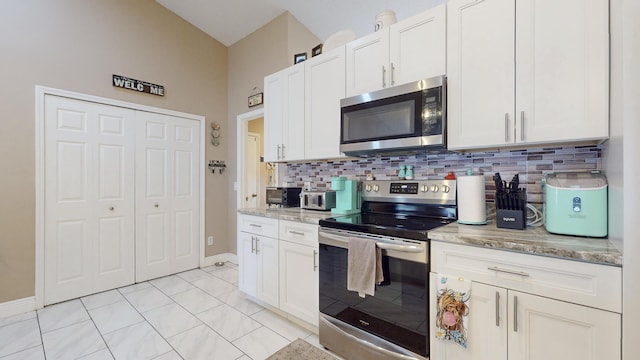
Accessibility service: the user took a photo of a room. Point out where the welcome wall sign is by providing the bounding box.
[112,74,165,96]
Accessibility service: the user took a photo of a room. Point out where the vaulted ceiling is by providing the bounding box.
[156,0,445,47]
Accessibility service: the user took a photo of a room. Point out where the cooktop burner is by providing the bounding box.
[319,180,458,241]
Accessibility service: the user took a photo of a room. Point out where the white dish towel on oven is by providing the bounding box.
[347,236,383,298]
[435,274,471,349]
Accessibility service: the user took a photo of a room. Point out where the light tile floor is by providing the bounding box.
[0,262,332,360]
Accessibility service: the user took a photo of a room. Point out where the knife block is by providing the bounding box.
[495,191,527,230]
[496,208,526,230]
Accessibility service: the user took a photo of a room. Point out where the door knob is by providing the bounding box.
[251,194,257,198]
[154,204,159,208]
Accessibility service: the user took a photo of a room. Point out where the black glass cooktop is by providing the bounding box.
[319,201,457,241]
[319,213,453,241]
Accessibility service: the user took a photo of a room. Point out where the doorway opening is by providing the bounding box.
[236,109,279,210]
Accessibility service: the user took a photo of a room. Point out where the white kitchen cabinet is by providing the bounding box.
[279,240,319,326]
[430,241,622,360]
[447,0,609,150]
[430,275,507,360]
[305,45,346,160]
[256,236,279,307]
[237,214,279,308]
[237,231,258,297]
[508,290,620,360]
[345,5,446,97]
[264,63,305,162]
[278,220,319,326]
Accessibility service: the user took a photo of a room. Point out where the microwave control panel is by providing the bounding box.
[422,87,442,136]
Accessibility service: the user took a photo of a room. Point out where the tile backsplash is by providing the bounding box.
[284,145,603,205]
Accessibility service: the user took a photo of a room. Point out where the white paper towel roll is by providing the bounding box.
[457,175,487,224]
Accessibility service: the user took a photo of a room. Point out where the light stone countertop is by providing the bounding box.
[428,220,622,266]
[237,207,335,225]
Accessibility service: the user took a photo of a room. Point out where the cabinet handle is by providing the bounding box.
[382,66,387,88]
[249,223,262,228]
[495,291,500,327]
[251,236,255,253]
[281,144,286,159]
[255,237,260,254]
[487,266,530,277]
[513,295,518,332]
[313,249,318,271]
[520,111,525,141]
[390,62,396,86]
[504,113,509,142]
[109,206,115,211]
[289,230,305,236]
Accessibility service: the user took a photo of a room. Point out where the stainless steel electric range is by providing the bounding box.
[318,179,457,360]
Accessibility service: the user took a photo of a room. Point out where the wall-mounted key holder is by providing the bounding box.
[208,160,226,174]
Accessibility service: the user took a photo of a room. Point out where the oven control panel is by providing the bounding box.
[363,180,457,205]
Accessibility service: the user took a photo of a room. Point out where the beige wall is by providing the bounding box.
[227,13,320,254]
[0,0,228,303]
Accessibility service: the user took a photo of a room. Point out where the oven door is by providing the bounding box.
[318,227,429,360]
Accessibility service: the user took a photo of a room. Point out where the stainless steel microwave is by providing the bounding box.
[340,76,446,156]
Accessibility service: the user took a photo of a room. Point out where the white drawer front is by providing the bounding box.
[238,214,278,238]
[279,220,318,247]
[431,241,621,313]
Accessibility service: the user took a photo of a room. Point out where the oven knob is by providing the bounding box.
[365,184,372,192]
[421,185,429,192]
[373,184,380,192]
[442,185,450,193]
[431,184,439,193]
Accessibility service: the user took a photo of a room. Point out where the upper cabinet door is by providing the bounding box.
[345,28,390,97]
[446,0,516,150]
[282,63,305,161]
[264,71,284,162]
[389,4,446,87]
[515,0,609,144]
[305,46,346,160]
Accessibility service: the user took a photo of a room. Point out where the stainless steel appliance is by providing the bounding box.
[300,190,336,211]
[318,180,457,360]
[340,76,446,156]
[265,187,302,207]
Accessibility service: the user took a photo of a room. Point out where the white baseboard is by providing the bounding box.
[0,296,37,318]
[201,252,238,268]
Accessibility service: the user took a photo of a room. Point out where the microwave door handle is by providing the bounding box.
[318,195,323,207]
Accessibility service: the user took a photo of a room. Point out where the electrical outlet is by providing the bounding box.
[207,236,214,246]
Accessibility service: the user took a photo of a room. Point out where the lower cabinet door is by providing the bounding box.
[430,274,508,360]
[237,231,257,297]
[279,240,319,326]
[508,290,621,360]
[256,236,279,308]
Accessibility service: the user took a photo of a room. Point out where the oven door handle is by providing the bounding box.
[319,230,424,254]
[375,242,424,253]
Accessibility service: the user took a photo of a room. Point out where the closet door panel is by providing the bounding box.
[136,115,172,282]
[136,112,200,280]
[171,119,200,273]
[44,95,135,305]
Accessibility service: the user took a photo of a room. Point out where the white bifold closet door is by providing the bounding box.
[44,95,201,305]
[44,96,136,305]
[135,111,200,282]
